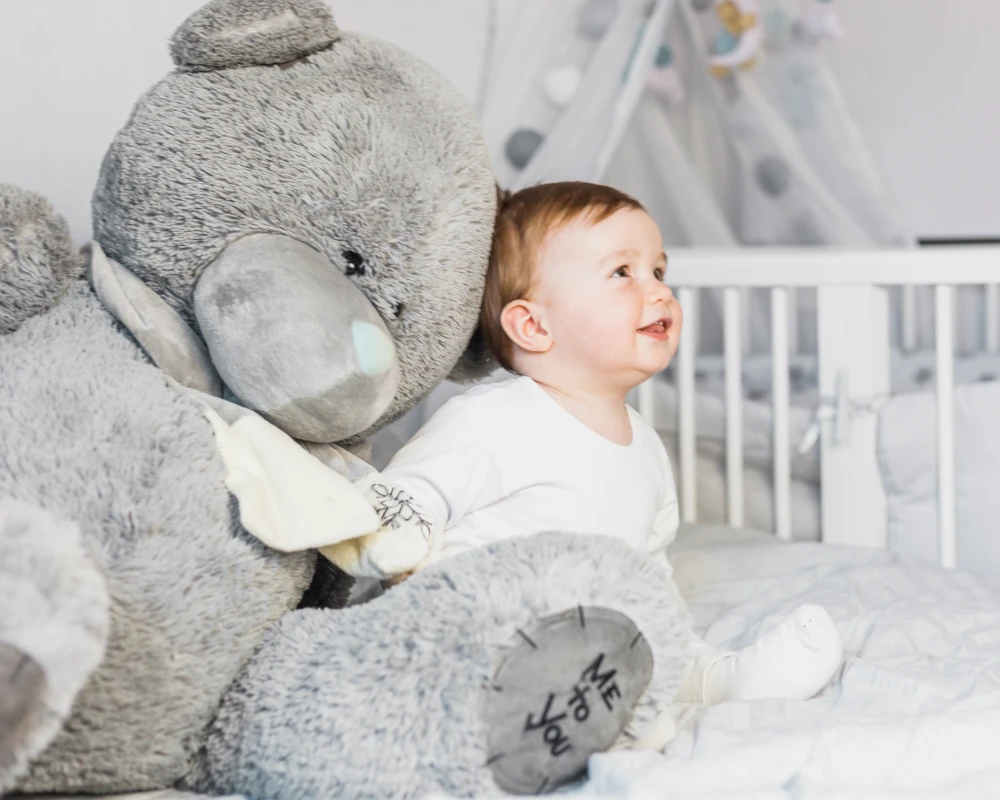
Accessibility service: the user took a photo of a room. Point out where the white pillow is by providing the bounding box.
[878,380,1000,573]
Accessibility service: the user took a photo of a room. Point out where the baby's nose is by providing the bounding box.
[651,279,674,302]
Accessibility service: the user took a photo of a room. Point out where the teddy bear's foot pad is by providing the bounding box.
[0,643,46,765]
[483,606,654,795]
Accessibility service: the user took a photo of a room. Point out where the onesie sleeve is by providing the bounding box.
[647,436,680,576]
[379,395,505,548]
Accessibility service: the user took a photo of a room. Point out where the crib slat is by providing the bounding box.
[986,283,1000,353]
[677,287,697,522]
[637,378,655,428]
[741,287,752,355]
[786,287,799,356]
[901,285,919,352]
[771,288,792,541]
[724,287,744,527]
[935,284,957,569]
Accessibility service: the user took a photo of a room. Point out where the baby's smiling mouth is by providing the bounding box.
[638,317,672,339]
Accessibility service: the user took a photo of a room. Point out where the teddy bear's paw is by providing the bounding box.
[0,183,83,336]
[483,607,654,795]
[0,643,46,788]
[171,0,341,72]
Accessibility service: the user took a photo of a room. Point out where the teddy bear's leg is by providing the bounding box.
[0,498,110,794]
[187,533,690,800]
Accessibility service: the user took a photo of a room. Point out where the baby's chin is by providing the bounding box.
[616,356,673,386]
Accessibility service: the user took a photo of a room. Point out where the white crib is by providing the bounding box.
[642,246,1000,568]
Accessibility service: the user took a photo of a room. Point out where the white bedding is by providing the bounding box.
[558,525,1000,799]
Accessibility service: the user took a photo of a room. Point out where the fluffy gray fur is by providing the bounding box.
[0,283,315,794]
[170,0,341,72]
[0,183,83,335]
[0,499,109,794]
[94,17,497,444]
[186,532,689,800]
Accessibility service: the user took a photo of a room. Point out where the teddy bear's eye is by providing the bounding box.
[343,250,365,276]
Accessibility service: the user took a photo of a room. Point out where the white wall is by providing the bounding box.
[0,0,486,244]
[1,0,997,243]
[826,0,1000,240]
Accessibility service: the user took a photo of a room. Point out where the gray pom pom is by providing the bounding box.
[505,129,545,169]
[0,184,83,335]
[170,0,340,72]
[578,0,619,41]
[755,156,791,197]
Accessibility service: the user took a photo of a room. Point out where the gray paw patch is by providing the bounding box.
[483,606,653,795]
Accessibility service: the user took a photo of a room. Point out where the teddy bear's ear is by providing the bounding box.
[86,242,224,397]
[169,0,340,72]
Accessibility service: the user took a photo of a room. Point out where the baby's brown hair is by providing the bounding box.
[482,181,645,372]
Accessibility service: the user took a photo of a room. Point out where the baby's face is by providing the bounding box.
[533,208,682,387]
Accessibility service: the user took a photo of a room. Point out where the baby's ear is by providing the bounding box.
[447,326,498,384]
[170,0,340,72]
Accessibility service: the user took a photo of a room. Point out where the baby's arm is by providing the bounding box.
[327,399,502,579]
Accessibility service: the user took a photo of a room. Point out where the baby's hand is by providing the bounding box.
[319,474,432,579]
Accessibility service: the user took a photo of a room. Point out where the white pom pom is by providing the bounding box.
[543,65,582,107]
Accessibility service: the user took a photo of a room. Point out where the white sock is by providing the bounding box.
[701,604,843,703]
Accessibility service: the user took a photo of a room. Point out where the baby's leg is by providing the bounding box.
[677,604,843,704]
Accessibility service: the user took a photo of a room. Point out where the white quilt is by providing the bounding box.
[562,525,1000,799]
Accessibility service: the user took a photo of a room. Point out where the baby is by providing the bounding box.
[364,181,842,710]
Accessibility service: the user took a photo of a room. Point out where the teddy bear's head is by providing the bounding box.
[92,0,496,445]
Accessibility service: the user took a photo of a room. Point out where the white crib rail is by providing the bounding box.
[770,287,792,541]
[636,246,1000,567]
[723,287,744,527]
[676,286,697,523]
[987,283,1000,353]
[935,285,957,568]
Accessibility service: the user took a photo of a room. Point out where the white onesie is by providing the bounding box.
[382,375,679,571]
[382,376,844,714]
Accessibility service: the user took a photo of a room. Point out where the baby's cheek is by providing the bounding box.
[670,297,684,334]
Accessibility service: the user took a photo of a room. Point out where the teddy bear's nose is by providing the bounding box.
[352,320,395,377]
[193,233,400,443]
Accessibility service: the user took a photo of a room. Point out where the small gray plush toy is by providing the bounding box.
[0,2,690,798]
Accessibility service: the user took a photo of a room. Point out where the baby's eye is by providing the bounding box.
[613,265,630,278]
[654,267,665,281]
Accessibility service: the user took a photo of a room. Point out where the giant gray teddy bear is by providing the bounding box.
[0,1,688,798]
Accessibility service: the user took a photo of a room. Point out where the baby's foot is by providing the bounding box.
[703,604,843,703]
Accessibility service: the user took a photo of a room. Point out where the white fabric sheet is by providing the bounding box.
[559,524,1000,799]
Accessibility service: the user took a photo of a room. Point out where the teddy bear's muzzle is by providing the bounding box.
[193,233,400,443]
